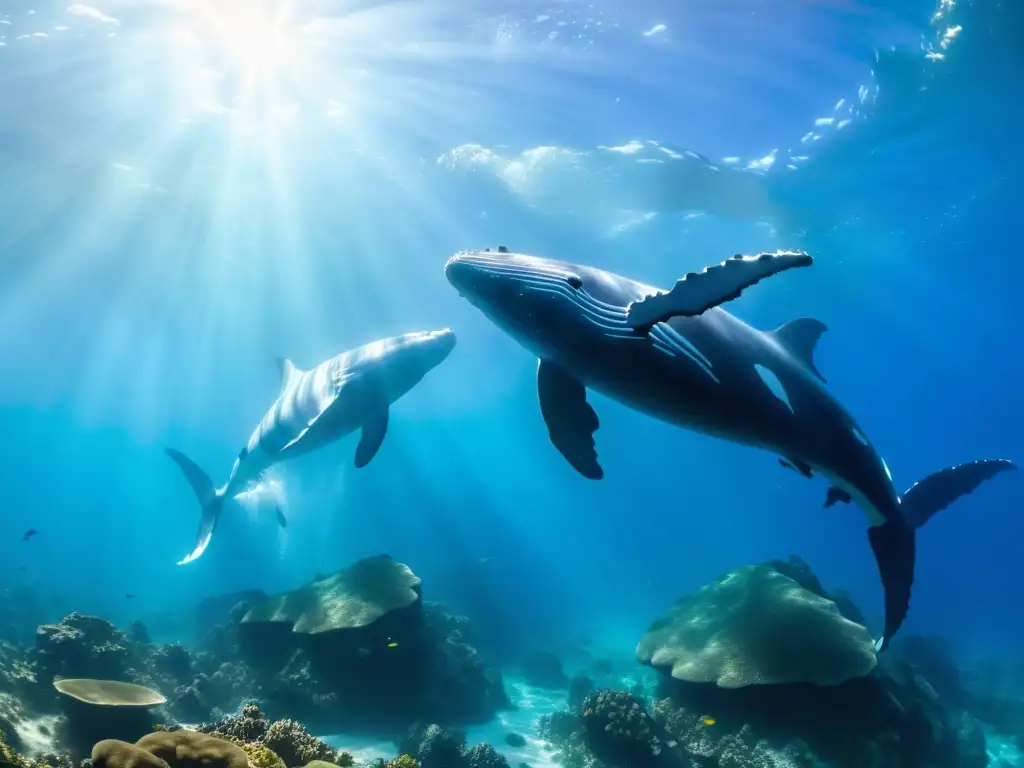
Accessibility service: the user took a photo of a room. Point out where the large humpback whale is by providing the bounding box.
[166,329,457,565]
[445,247,1015,650]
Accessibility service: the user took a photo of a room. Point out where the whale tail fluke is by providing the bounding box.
[868,519,916,653]
[870,458,1017,651]
[164,447,225,565]
[900,458,1017,530]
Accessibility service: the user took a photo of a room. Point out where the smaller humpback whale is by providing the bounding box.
[445,247,1016,650]
[166,329,457,565]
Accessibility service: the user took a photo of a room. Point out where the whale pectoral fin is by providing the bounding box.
[626,251,813,331]
[867,519,915,652]
[537,360,603,480]
[824,486,852,507]
[354,404,389,469]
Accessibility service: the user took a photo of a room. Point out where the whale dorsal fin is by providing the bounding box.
[772,318,827,383]
[275,357,302,394]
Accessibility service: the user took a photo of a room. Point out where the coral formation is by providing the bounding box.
[90,739,170,768]
[636,562,877,687]
[196,705,341,768]
[537,556,999,768]
[52,680,165,707]
[0,554,508,763]
[238,742,285,768]
[236,559,508,731]
[240,556,422,635]
[579,690,665,768]
[400,724,509,768]
[3,549,1015,768]
[262,720,338,768]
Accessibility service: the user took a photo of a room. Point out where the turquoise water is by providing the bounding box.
[1,0,1022,766]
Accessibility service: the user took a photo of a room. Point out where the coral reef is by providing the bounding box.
[0,553,508,766]
[538,556,997,768]
[399,724,509,768]
[196,703,344,768]
[235,557,509,732]
[136,731,249,768]
[636,561,877,687]
[579,690,665,768]
[7,548,1016,768]
[90,739,170,768]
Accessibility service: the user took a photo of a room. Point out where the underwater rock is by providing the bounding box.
[34,615,134,698]
[646,619,987,767]
[194,591,268,643]
[637,562,877,687]
[400,725,509,768]
[149,647,192,684]
[539,660,992,768]
[502,734,525,748]
[567,676,594,713]
[519,653,567,690]
[954,711,987,768]
[399,723,466,768]
[236,559,508,731]
[897,634,966,707]
[127,625,150,648]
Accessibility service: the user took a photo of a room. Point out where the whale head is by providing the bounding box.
[363,328,457,400]
[391,328,458,370]
[446,248,618,358]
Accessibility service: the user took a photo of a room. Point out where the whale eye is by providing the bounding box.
[566,275,583,290]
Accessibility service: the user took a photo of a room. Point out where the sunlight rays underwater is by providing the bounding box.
[2,0,1011,632]
[0,0,902,432]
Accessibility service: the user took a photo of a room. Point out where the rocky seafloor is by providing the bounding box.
[1,553,1023,768]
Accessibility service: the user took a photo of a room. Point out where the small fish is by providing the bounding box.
[22,529,37,542]
[387,642,398,648]
[125,594,135,599]
[700,716,716,727]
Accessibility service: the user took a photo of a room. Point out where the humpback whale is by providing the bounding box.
[445,247,1015,650]
[165,329,457,565]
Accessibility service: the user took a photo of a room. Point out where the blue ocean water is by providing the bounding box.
[1,0,1022,765]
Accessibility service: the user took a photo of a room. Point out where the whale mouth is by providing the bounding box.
[445,252,488,302]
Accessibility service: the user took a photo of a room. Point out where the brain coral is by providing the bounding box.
[91,740,171,768]
[635,563,877,687]
[135,731,248,768]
